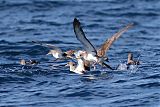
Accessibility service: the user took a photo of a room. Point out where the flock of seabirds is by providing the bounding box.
[20,18,140,74]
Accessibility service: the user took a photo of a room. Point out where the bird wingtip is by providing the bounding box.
[74,17,78,21]
[73,17,80,25]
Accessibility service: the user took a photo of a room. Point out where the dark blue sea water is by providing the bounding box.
[0,0,160,107]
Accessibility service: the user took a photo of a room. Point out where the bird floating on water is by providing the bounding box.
[127,52,140,65]
[116,52,140,70]
[20,59,39,66]
[65,59,85,75]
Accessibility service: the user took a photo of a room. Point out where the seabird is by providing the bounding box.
[20,59,39,66]
[32,41,75,60]
[65,59,85,75]
[73,18,98,62]
[116,52,140,70]
[127,52,140,65]
[65,50,91,74]
[73,18,133,69]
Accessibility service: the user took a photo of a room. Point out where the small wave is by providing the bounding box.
[116,63,128,71]
[64,90,92,97]
[0,75,35,84]
[113,79,127,83]
[142,74,160,79]
[116,63,139,73]
[137,82,160,88]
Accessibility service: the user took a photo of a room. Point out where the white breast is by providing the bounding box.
[74,50,84,58]
[86,53,98,62]
[74,59,85,74]
[52,52,60,59]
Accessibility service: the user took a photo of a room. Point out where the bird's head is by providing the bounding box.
[20,59,26,65]
[47,50,56,55]
[65,62,75,67]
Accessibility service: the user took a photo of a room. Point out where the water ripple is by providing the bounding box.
[0,0,160,107]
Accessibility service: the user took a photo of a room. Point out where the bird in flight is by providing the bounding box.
[32,41,75,60]
[73,18,133,69]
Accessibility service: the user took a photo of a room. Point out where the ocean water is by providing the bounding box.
[0,0,160,107]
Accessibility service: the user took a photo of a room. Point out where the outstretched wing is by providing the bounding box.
[102,62,114,70]
[32,41,62,53]
[98,23,133,57]
[73,18,97,55]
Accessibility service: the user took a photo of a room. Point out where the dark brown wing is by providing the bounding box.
[32,41,62,53]
[97,23,133,57]
[102,62,114,70]
[73,18,97,56]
